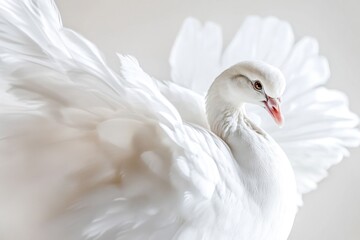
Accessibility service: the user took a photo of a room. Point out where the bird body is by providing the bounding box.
[0,1,359,240]
[205,62,297,240]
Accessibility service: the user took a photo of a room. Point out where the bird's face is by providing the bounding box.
[217,61,286,126]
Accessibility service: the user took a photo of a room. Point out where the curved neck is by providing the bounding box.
[206,82,246,138]
[206,81,294,214]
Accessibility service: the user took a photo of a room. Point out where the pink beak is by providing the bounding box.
[264,97,283,126]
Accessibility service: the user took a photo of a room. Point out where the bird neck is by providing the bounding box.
[206,83,246,138]
[206,82,296,215]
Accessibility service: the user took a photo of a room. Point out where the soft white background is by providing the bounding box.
[56,1,360,239]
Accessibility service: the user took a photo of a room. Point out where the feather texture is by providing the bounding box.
[168,17,360,204]
[0,1,245,239]
[0,1,359,239]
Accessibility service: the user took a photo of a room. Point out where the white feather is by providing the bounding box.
[0,1,358,240]
[167,16,360,205]
[0,1,293,240]
[170,17,223,94]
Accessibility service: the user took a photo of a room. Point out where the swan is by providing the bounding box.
[0,1,358,240]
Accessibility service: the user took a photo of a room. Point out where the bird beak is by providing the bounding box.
[264,97,283,126]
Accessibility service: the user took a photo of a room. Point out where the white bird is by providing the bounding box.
[0,1,358,240]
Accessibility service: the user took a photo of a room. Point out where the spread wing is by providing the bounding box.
[0,1,244,239]
[167,16,360,204]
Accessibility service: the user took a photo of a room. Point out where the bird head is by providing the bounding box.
[209,61,286,126]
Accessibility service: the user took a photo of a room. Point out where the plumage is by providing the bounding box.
[0,1,358,240]
[168,17,360,203]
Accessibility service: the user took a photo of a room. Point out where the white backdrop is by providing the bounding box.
[56,0,360,239]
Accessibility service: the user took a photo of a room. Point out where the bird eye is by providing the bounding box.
[253,81,263,91]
